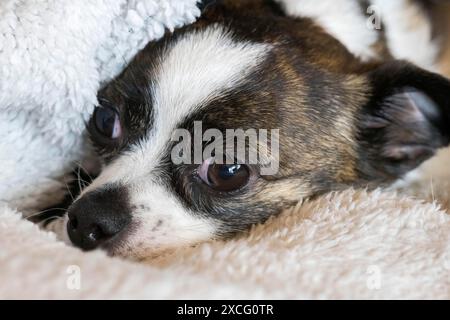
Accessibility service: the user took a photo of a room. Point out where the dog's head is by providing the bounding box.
[66,0,450,259]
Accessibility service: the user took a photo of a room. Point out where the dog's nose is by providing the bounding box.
[67,187,131,251]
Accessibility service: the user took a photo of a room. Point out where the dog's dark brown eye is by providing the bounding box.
[93,106,122,139]
[199,160,250,192]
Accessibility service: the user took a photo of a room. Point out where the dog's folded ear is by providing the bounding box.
[358,62,450,180]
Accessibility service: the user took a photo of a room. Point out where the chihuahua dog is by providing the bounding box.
[49,0,450,259]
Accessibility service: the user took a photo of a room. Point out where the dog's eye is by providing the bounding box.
[93,106,122,139]
[198,158,250,192]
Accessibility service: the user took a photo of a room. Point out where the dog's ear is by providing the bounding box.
[358,62,450,180]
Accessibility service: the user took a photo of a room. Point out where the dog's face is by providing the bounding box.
[66,0,450,259]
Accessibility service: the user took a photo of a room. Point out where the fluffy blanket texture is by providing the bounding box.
[1,180,450,299]
[0,0,200,211]
[1,0,449,299]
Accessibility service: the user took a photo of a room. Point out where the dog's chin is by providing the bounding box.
[104,226,215,261]
[106,244,180,262]
[98,225,203,261]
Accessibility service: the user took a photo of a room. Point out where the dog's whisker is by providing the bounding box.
[430,177,436,202]
[26,207,67,220]
[64,180,75,202]
[70,163,92,187]
[71,160,95,182]
[74,166,93,191]
[38,215,64,226]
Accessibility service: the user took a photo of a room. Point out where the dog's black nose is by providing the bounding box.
[67,187,131,251]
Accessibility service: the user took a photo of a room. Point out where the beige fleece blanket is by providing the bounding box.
[1,150,449,299]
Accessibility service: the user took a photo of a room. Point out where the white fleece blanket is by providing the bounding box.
[1,0,449,299]
[0,0,200,211]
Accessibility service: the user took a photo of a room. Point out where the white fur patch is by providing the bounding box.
[75,25,271,256]
[116,183,216,259]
